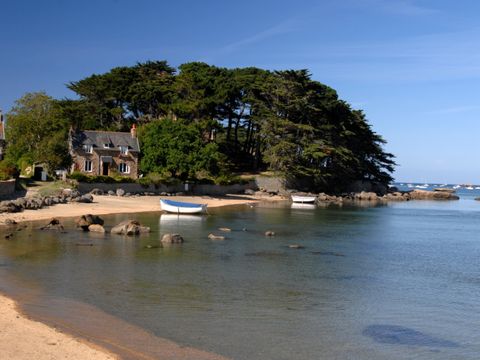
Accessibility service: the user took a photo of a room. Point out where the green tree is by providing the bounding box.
[5,92,71,174]
[138,118,226,180]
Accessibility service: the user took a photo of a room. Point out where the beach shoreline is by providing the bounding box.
[0,194,283,359]
[0,193,285,225]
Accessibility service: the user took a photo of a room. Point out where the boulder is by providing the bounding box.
[40,218,64,231]
[107,190,115,196]
[76,194,93,203]
[90,188,104,195]
[4,219,18,225]
[208,233,225,240]
[161,233,184,244]
[244,189,255,195]
[111,220,150,236]
[116,188,125,197]
[75,214,104,231]
[88,224,106,233]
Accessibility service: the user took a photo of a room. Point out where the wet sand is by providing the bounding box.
[0,194,283,359]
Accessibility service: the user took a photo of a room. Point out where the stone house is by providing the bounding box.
[69,125,140,179]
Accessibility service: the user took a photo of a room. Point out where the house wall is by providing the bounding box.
[72,149,139,179]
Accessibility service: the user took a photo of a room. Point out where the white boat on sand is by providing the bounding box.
[160,199,207,214]
[291,195,317,203]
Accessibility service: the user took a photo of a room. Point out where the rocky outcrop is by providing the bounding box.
[161,233,184,244]
[111,220,150,236]
[40,218,64,231]
[408,189,459,200]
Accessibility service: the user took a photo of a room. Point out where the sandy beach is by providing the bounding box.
[0,193,283,359]
[0,194,283,225]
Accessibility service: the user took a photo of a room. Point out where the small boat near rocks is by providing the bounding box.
[291,195,317,203]
[160,199,207,214]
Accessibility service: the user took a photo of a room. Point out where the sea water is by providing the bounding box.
[1,193,480,359]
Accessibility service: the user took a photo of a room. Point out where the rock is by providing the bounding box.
[75,214,104,231]
[4,233,13,239]
[434,188,456,193]
[4,219,17,225]
[40,218,64,231]
[90,188,104,195]
[208,233,225,240]
[244,189,255,195]
[265,231,275,236]
[475,197,480,201]
[161,233,184,244]
[108,190,115,196]
[70,190,81,198]
[116,188,125,197]
[111,220,150,236]
[354,191,379,201]
[76,194,93,203]
[218,227,231,232]
[288,244,305,249]
[409,189,459,200]
[88,224,106,233]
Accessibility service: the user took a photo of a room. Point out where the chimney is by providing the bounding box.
[131,123,137,138]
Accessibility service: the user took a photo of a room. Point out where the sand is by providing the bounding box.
[0,194,283,225]
[0,294,116,360]
[0,193,283,359]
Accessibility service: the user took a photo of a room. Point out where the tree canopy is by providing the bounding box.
[5,61,395,192]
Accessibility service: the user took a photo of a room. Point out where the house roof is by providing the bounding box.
[71,130,140,152]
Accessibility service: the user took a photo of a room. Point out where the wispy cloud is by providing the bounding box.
[345,0,439,16]
[220,18,299,54]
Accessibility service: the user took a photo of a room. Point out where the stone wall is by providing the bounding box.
[0,179,16,198]
[77,181,257,196]
[254,176,286,193]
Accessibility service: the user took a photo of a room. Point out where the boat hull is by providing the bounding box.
[160,199,207,214]
[291,195,317,203]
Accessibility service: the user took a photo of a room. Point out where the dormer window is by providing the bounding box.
[103,143,112,149]
[83,144,93,153]
[119,146,128,155]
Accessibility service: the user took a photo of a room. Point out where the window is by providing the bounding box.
[103,143,112,148]
[84,160,92,172]
[83,144,93,153]
[119,146,128,155]
[118,162,130,174]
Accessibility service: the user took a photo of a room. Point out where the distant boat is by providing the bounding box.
[291,195,317,203]
[160,199,207,214]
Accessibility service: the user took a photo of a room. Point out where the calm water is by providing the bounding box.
[1,189,480,359]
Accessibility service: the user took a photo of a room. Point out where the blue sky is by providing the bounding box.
[1,0,479,183]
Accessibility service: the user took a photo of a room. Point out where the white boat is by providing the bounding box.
[291,195,317,203]
[160,199,207,214]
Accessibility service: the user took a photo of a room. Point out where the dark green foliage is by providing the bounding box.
[0,159,19,180]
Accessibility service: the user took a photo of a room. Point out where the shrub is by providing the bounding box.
[0,160,19,180]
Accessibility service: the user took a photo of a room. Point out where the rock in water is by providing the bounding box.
[76,214,104,231]
[218,227,231,232]
[161,233,184,244]
[40,218,64,231]
[111,220,150,236]
[288,244,305,249]
[88,224,106,233]
[265,231,276,236]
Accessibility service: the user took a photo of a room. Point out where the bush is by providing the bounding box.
[67,171,135,184]
[0,160,19,180]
